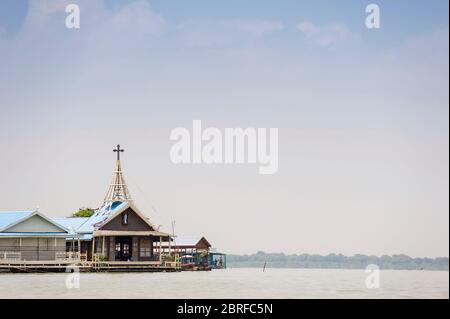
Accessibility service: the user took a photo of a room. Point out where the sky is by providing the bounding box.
[0,0,448,257]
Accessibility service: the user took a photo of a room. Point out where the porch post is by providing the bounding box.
[159,236,162,263]
[92,236,95,260]
[168,236,172,256]
[102,236,105,256]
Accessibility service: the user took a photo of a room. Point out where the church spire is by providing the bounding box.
[103,145,133,205]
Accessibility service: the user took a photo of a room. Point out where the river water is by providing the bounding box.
[0,268,448,299]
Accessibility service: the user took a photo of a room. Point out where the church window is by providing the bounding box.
[122,212,128,225]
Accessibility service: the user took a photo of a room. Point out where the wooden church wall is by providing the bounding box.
[100,208,153,231]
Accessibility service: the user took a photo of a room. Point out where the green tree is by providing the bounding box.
[72,207,95,217]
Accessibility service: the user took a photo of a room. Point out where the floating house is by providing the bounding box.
[53,145,175,269]
[160,236,227,270]
[0,145,224,272]
[54,201,172,263]
[0,211,79,262]
[0,145,174,271]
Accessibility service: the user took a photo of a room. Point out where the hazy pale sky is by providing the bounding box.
[0,0,448,257]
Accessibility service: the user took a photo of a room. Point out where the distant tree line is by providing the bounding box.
[226,251,449,271]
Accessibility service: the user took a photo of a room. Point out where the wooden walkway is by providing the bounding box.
[0,260,181,273]
[90,261,181,272]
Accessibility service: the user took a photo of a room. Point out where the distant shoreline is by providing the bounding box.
[226,252,449,271]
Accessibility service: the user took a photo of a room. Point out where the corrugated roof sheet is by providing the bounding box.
[78,234,93,240]
[2,201,144,238]
[48,202,130,235]
[74,201,129,233]
[164,236,203,247]
[52,217,89,232]
[0,232,76,238]
[0,211,34,230]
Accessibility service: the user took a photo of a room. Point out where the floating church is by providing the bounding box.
[0,145,225,272]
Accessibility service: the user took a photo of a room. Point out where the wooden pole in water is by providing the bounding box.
[263,261,267,272]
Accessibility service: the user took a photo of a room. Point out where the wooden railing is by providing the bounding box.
[161,253,181,269]
[88,253,181,270]
[0,251,21,262]
[80,253,88,262]
[55,252,80,261]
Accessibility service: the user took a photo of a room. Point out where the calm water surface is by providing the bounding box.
[0,268,448,299]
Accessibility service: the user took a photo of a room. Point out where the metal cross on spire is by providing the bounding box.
[103,144,133,206]
[113,144,124,161]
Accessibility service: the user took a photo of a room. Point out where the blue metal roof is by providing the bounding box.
[76,215,109,233]
[54,201,130,234]
[161,236,206,247]
[0,232,77,238]
[52,217,89,232]
[1,201,130,237]
[93,201,128,217]
[0,211,34,230]
[78,234,93,241]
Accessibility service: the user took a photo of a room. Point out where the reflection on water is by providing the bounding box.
[0,268,448,299]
